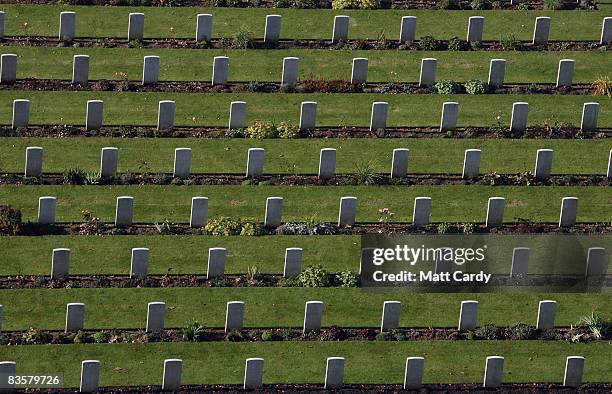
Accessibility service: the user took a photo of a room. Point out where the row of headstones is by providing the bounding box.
[0,52,584,89]
[22,145,612,180]
[47,246,305,280]
[5,98,602,133]
[45,243,608,282]
[0,354,589,392]
[1,11,610,45]
[0,299,569,336]
[34,194,585,228]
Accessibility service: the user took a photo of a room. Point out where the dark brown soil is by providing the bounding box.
[21,383,612,393]
[3,325,608,346]
[7,221,612,237]
[2,172,610,187]
[0,0,595,11]
[1,273,609,289]
[0,79,597,96]
[1,125,610,139]
[0,36,608,51]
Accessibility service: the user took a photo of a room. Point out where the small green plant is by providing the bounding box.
[474,323,501,339]
[335,270,360,287]
[63,168,87,185]
[127,39,144,48]
[260,330,278,341]
[0,205,22,234]
[232,27,255,49]
[225,330,246,342]
[240,222,262,236]
[470,0,486,9]
[543,0,562,10]
[592,76,612,97]
[298,265,330,287]
[277,121,300,139]
[244,120,278,138]
[154,219,172,235]
[436,0,452,9]
[465,80,488,94]
[577,312,608,339]
[375,332,392,341]
[378,207,395,231]
[462,222,476,234]
[182,320,206,341]
[204,217,245,236]
[85,172,101,185]
[508,323,535,340]
[246,265,261,282]
[22,327,51,344]
[353,160,377,185]
[448,36,467,51]
[515,2,530,10]
[437,222,452,234]
[92,331,110,343]
[277,277,301,287]
[331,0,360,8]
[435,80,461,94]
[499,33,519,50]
[419,35,440,50]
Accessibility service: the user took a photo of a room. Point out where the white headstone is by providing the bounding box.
[510,247,530,276]
[244,358,264,389]
[0,54,17,84]
[25,146,43,177]
[556,59,575,87]
[532,17,551,45]
[338,196,357,226]
[404,357,424,389]
[299,101,317,130]
[440,101,459,132]
[130,248,149,279]
[264,15,282,43]
[207,247,226,279]
[229,101,247,130]
[12,99,30,129]
[212,56,229,85]
[534,149,553,179]
[80,360,100,393]
[467,16,484,43]
[559,197,578,227]
[351,58,368,85]
[115,196,134,227]
[380,301,401,331]
[485,197,505,227]
[580,102,599,132]
[399,16,417,43]
[419,58,437,87]
[246,148,265,177]
[142,55,160,85]
[225,301,244,332]
[536,300,556,329]
[128,13,145,41]
[281,57,299,86]
[190,197,208,228]
[318,148,336,179]
[173,148,192,178]
[157,100,176,131]
[52,248,70,279]
[412,197,432,226]
[488,59,506,88]
[86,100,104,131]
[458,300,478,330]
[483,356,504,388]
[510,102,528,134]
[72,55,89,84]
[284,248,303,277]
[59,11,76,41]
[370,101,388,131]
[324,357,345,388]
[100,147,118,177]
[162,359,182,391]
[264,197,283,228]
[65,302,84,332]
[38,196,56,224]
[332,16,349,43]
[462,149,481,179]
[196,14,213,42]
[146,301,165,333]
[391,148,409,178]
[563,356,585,387]
[303,301,323,333]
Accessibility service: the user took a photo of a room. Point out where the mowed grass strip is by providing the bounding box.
[0,288,608,330]
[1,234,611,276]
[0,185,610,223]
[1,137,611,175]
[1,5,610,40]
[3,47,611,83]
[1,341,610,386]
[0,91,608,127]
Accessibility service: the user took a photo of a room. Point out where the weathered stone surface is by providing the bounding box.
[59,11,76,41]
[380,301,401,331]
[130,248,149,279]
[536,300,557,329]
[467,16,484,43]
[338,196,357,227]
[488,59,506,88]
[303,301,323,333]
[324,357,345,389]
[419,58,436,87]
[142,56,160,85]
[281,57,299,86]
[246,148,265,177]
[284,248,303,278]
[225,301,244,332]
[264,197,283,228]
[485,197,505,228]
[318,148,336,179]
[511,247,530,276]
[299,101,317,130]
[580,102,599,132]
[559,197,578,227]
[244,358,264,389]
[196,14,213,42]
[25,146,43,177]
[532,17,551,45]
[412,197,431,227]
[483,356,504,388]
[51,248,70,279]
[0,54,17,84]
[12,99,30,129]
[173,148,192,178]
[391,148,409,178]
[38,196,56,224]
[351,58,368,85]
[162,359,182,391]
[190,197,208,228]
[157,100,176,131]
[229,101,247,130]
[332,16,349,43]
[399,16,417,43]
[458,300,478,331]
[264,15,282,43]
[207,247,226,279]
[212,56,229,85]
[100,147,118,178]
[146,301,165,333]
[404,357,424,390]
[439,101,459,132]
[65,302,85,332]
[370,101,388,131]
[462,149,481,179]
[72,55,89,84]
[128,13,145,41]
[80,360,100,393]
[563,356,585,388]
[115,196,134,227]
[86,100,104,131]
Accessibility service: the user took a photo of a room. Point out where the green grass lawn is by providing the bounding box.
[2,234,611,276]
[0,185,610,223]
[0,91,608,127]
[1,137,610,175]
[0,288,609,330]
[0,5,610,40]
[2,47,610,83]
[0,341,610,386]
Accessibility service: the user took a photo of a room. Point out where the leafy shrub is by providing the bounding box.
[419,36,440,50]
[353,160,377,184]
[359,0,380,8]
[182,320,206,341]
[470,0,486,9]
[578,0,597,9]
[491,0,502,9]
[276,221,341,235]
[277,277,301,287]
[0,205,22,234]
[508,323,536,340]
[577,312,609,339]
[436,0,453,9]
[462,222,476,234]
[127,39,144,49]
[204,217,245,236]
[63,168,87,185]
[499,33,519,50]
[244,120,278,138]
[335,270,360,287]
[154,219,172,235]
[435,80,462,94]
[260,330,279,341]
[298,265,330,287]
[277,122,300,139]
[73,330,92,344]
[465,80,488,94]
[448,36,467,51]
[85,172,101,185]
[225,330,246,342]
[375,332,391,341]
[515,2,530,9]
[92,331,110,343]
[332,0,359,8]
[232,27,255,49]
[592,76,612,97]
[474,323,501,339]
[22,327,51,344]
[543,0,562,9]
